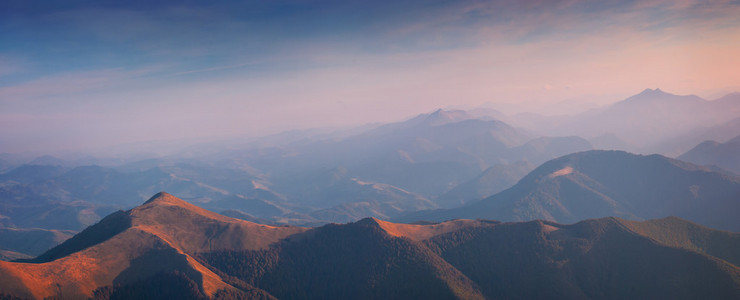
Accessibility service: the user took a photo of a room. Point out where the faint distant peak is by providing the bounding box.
[427,108,467,120]
[422,109,473,126]
[617,88,704,106]
[637,88,670,97]
[712,92,740,102]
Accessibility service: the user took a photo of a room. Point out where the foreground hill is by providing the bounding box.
[400,150,740,231]
[0,192,305,299]
[422,217,740,299]
[1,192,740,299]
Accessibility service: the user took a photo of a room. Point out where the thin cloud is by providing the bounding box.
[0,67,163,103]
[172,62,262,76]
[0,56,26,77]
[1,0,739,153]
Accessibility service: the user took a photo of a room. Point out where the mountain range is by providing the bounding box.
[1,193,739,299]
[0,107,597,231]
[434,161,535,208]
[399,150,740,232]
[514,89,740,155]
[254,108,592,200]
[1,88,739,286]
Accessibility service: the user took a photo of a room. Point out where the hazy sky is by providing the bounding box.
[2,0,740,153]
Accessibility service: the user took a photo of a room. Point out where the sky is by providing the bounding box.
[1,0,740,154]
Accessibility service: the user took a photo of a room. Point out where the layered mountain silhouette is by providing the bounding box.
[0,107,602,230]
[435,161,535,208]
[679,134,740,175]
[0,164,66,184]
[251,109,591,200]
[0,163,289,230]
[421,216,740,299]
[523,89,740,155]
[400,150,740,231]
[1,88,737,243]
[1,192,739,299]
[655,116,740,157]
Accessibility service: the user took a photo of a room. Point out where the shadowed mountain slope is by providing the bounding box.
[198,216,740,299]
[423,217,740,299]
[199,218,485,300]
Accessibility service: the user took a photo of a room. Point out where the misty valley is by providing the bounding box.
[1,89,740,299]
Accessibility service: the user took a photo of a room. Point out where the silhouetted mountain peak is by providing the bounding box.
[422,109,472,126]
[143,192,249,217]
[143,191,187,206]
[352,217,387,231]
[632,88,671,100]
[618,88,704,106]
[635,88,671,97]
[134,191,280,232]
[354,216,380,224]
[713,92,740,103]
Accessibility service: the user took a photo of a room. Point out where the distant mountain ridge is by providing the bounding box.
[1,192,739,299]
[0,108,595,228]
[1,88,736,231]
[516,89,740,155]
[399,150,740,231]
[435,161,535,208]
[679,134,740,175]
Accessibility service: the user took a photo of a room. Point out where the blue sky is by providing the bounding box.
[2,0,740,153]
